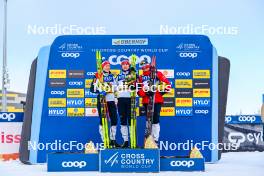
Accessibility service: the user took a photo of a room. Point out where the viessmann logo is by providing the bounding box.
[112,38,148,45]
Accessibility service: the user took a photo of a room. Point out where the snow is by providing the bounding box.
[0,152,263,176]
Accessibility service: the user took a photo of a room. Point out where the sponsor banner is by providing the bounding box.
[193,98,211,107]
[162,98,175,107]
[49,79,66,87]
[158,69,174,79]
[85,98,97,108]
[0,112,23,122]
[67,80,84,87]
[67,98,85,107]
[48,108,66,116]
[49,70,67,79]
[175,79,192,88]
[100,149,159,172]
[175,89,193,98]
[175,98,193,107]
[85,89,97,98]
[224,123,264,152]
[163,89,175,97]
[0,123,22,154]
[85,108,98,116]
[175,71,192,78]
[160,158,205,171]
[193,89,210,98]
[68,70,85,78]
[193,79,210,88]
[193,108,210,115]
[67,89,84,98]
[175,108,193,116]
[86,71,96,78]
[85,79,93,89]
[225,115,263,124]
[160,107,175,116]
[47,153,99,172]
[48,98,66,107]
[193,70,210,79]
[67,108,85,117]
[112,38,148,46]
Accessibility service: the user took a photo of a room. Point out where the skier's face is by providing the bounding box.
[122,63,130,71]
[103,64,110,72]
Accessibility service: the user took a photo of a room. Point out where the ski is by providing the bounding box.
[145,55,157,142]
[96,50,110,149]
[130,54,137,148]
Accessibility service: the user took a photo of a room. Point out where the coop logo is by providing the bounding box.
[86,72,96,77]
[61,52,80,58]
[104,152,119,166]
[179,52,198,58]
[170,160,195,168]
[225,116,232,123]
[0,113,16,122]
[238,116,256,123]
[50,90,65,96]
[194,109,209,115]
[176,72,191,77]
[61,161,87,168]
[112,38,148,45]
[108,55,151,65]
[68,81,83,86]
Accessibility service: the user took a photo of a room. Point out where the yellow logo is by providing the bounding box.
[163,89,175,97]
[111,69,121,77]
[160,107,175,116]
[175,98,193,107]
[175,79,193,88]
[67,108,85,116]
[67,89,84,98]
[48,98,66,107]
[85,79,93,88]
[193,89,210,97]
[49,70,66,78]
[193,70,210,79]
[85,98,97,107]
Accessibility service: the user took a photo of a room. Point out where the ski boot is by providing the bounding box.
[110,140,121,148]
[121,141,129,148]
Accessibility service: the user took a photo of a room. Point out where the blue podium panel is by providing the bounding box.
[47,153,99,172]
[100,149,160,172]
[29,35,218,163]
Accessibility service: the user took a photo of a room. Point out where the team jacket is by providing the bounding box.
[90,71,116,102]
[137,71,171,104]
[115,69,134,98]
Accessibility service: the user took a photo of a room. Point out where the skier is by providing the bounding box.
[90,58,120,148]
[137,58,171,145]
[116,58,137,148]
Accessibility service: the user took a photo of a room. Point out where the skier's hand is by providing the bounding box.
[101,91,107,96]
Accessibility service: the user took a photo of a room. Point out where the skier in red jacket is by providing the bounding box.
[137,58,171,144]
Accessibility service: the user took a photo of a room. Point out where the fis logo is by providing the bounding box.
[67,98,84,107]
[61,52,80,58]
[48,108,66,116]
[104,152,119,167]
[170,160,195,168]
[179,52,198,58]
[175,108,193,116]
[61,161,87,168]
[0,113,16,122]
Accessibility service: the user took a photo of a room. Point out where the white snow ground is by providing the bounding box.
[0,152,263,176]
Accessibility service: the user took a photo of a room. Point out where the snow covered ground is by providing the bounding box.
[0,152,263,176]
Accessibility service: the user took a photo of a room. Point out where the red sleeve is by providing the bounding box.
[137,76,146,97]
[157,71,171,85]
